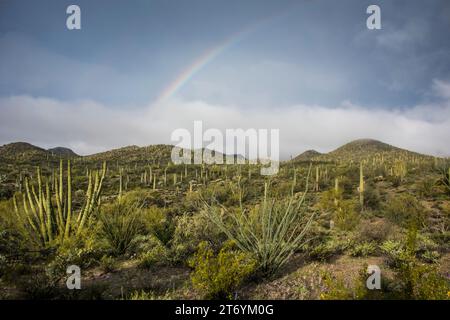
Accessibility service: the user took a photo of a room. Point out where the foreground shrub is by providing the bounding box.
[142,207,175,245]
[348,242,377,257]
[381,227,449,299]
[100,255,117,273]
[356,219,393,243]
[137,236,168,269]
[307,235,352,261]
[169,211,223,264]
[188,241,256,299]
[129,290,174,300]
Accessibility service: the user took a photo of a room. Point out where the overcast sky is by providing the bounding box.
[1,0,450,159]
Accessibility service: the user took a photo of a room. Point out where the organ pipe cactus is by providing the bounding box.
[13,160,107,247]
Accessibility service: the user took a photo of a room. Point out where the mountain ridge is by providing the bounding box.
[0,138,439,164]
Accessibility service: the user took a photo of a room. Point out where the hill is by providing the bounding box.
[48,147,78,157]
[85,144,174,164]
[0,142,48,162]
[292,150,322,162]
[292,139,432,163]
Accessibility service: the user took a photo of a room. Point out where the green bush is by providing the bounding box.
[188,241,256,299]
[308,236,352,261]
[169,211,224,264]
[381,227,449,299]
[380,240,409,268]
[142,207,175,245]
[363,184,381,210]
[129,290,174,300]
[319,272,354,300]
[383,194,426,228]
[100,255,117,273]
[356,219,393,243]
[334,200,360,231]
[348,242,377,257]
[137,237,168,269]
[417,178,436,198]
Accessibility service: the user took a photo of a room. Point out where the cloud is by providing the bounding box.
[1,80,450,158]
[432,79,450,99]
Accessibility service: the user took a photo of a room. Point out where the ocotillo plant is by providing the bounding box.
[13,160,107,248]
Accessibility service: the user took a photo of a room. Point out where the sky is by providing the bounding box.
[0,0,450,159]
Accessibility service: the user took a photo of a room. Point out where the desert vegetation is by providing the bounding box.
[0,139,449,300]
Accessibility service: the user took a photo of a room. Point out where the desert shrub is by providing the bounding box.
[137,237,168,269]
[201,181,243,207]
[380,240,409,268]
[383,194,426,228]
[129,290,174,300]
[356,219,393,243]
[381,227,449,299]
[99,201,143,256]
[417,178,436,198]
[0,229,28,258]
[319,270,368,300]
[338,176,356,198]
[17,268,60,299]
[436,164,450,195]
[390,175,402,187]
[0,254,6,277]
[142,207,175,245]
[100,255,117,273]
[188,241,256,299]
[48,241,105,279]
[318,187,343,213]
[120,189,166,208]
[307,235,352,261]
[169,211,224,264]
[420,250,440,264]
[348,242,377,257]
[203,175,315,275]
[334,200,360,231]
[363,184,381,210]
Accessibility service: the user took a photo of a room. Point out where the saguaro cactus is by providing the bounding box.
[334,178,339,206]
[119,167,123,200]
[359,162,365,208]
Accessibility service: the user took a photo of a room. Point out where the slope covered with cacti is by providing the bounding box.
[0,138,449,300]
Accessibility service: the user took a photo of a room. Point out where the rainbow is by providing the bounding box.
[155,8,293,104]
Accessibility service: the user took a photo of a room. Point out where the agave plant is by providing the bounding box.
[203,166,315,275]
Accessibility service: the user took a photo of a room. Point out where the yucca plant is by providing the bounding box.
[13,160,106,248]
[203,166,315,275]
